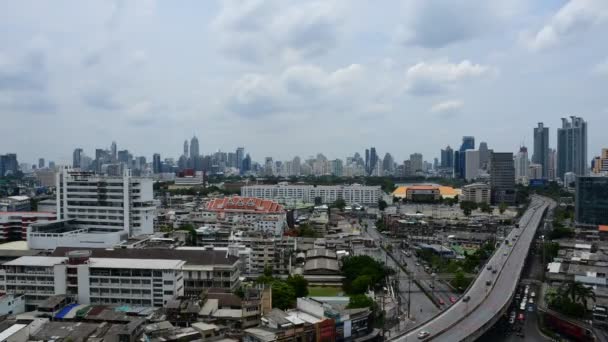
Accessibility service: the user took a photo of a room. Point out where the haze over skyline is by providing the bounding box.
[1,0,607,164]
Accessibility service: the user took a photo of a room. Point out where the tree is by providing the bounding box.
[341,255,388,294]
[272,280,296,310]
[257,265,274,284]
[297,224,317,238]
[450,270,472,291]
[378,200,388,211]
[351,275,373,294]
[478,202,492,214]
[463,207,472,217]
[498,202,508,214]
[560,280,596,310]
[179,223,197,246]
[347,294,374,308]
[332,198,346,210]
[287,275,309,298]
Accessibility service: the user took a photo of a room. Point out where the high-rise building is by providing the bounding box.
[48,161,55,170]
[464,150,480,181]
[433,158,439,170]
[533,122,549,179]
[0,154,18,177]
[410,153,423,173]
[478,142,490,170]
[458,136,475,178]
[548,148,557,180]
[242,154,252,174]
[591,149,608,174]
[152,153,161,174]
[528,164,543,180]
[38,158,45,169]
[264,157,274,176]
[236,147,245,173]
[56,168,155,236]
[453,150,461,178]
[514,146,530,184]
[190,136,199,159]
[441,145,454,168]
[575,176,608,226]
[110,141,117,162]
[383,153,394,174]
[364,149,370,174]
[557,116,587,179]
[183,139,189,157]
[369,147,378,176]
[73,148,83,169]
[490,152,515,204]
[331,159,343,177]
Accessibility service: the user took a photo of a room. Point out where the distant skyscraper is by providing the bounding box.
[514,146,530,184]
[264,157,274,176]
[433,158,439,170]
[236,147,245,173]
[557,116,588,179]
[548,148,556,180]
[0,154,18,177]
[533,122,549,179]
[576,176,608,226]
[478,142,490,170]
[111,141,117,162]
[409,153,423,173]
[464,150,480,181]
[490,152,515,205]
[153,153,162,174]
[382,153,394,174]
[73,148,83,168]
[190,136,199,159]
[38,158,45,169]
[183,140,189,157]
[441,145,454,168]
[458,136,475,178]
[364,149,370,174]
[242,154,252,173]
[48,161,55,169]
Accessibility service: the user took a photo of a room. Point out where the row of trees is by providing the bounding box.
[341,255,393,295]
[257,267,309,310]
[546,280,596,318]
[459,201,507,216]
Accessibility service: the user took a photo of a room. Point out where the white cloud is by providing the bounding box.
[405,60,495,95]
[211,0,343,63]
[524,0,608,51]
[430,100,464,114]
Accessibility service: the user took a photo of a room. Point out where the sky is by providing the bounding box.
[1,0,607,165]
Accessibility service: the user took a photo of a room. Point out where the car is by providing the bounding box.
[462,295,471,302]
[530,291,536,298]
[415,263,420,266]
[517,313,525,321]
[509,317,515,324]
[486,280,492,286]
[528,305,534,312]
[438,298,445,305]
[492,269,497,274]
[529,298,534,304]
[503,252,508,256]
[487,265,492,271]
[520,302,526,310]
[449,296,457,304]
[417,331,430,339]
[429,283,435,289]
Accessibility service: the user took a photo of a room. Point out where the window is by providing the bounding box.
[163,280,173,285]
[163,290,174,295]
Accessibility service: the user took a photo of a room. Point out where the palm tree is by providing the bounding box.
[559,280,596,309]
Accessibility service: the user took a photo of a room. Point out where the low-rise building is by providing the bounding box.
[461,183,491,204]
[0,196,31,212]
[241,183,382,206]
[0,211,55,242]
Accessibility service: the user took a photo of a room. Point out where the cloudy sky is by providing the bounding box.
[1,0,607,165]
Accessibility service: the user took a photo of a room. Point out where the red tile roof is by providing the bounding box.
[206,196,284,214]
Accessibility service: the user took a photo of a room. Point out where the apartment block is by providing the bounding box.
[241,183,382,205]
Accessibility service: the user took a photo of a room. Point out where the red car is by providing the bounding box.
[449,296,457,304]
[518,313,525,321]
[438,298,445,305]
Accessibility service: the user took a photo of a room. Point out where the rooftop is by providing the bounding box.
[206,196,284,214]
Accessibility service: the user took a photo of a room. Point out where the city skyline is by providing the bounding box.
[1,1,607,164]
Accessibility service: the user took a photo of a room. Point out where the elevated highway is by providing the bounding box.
[391,196,553,341]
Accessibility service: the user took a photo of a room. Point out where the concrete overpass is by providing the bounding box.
[391,196,553,341]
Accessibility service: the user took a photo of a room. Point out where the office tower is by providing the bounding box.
[575,176,608,226]
[490,152,515,204]
[458,136,475,178]
[236,147,245,173]
[514,146,530,183]
[369,148,378,176]
[548,148,557,180]
[331,159,343,177]
[117,150,130,165]
[56,168,155,236]
[73,148,83,168]
[190,136,199,159]
[557,116,588,179]
[38,158,45,169]
[183,140,189,157]
[409,153,423,173]
[453,151,461,178]
[533,122,549,179]
[433,158,439,170]
[364,149,370,174]
[383,153,394,174]
[111,141,117,162]
[95,149,111,173]
[478,142,490,170]
[403,160,413,177]
[48,161,55,169]
[152,153,161,174]
[264,157,274,176]
[242,154,252,173]
[0,154,18,177]
[591,149,608,174]
[464,150,480,181]
[529,164,543,180]
[441,145,454,168]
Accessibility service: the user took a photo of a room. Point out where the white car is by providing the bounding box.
[529,298,534,304]
[520,302,526,310]
[530,291,536,298]
[417,331,430,339]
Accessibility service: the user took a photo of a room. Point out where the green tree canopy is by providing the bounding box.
[272,280,296,310]
[287,275,309,298]
[347,294,375,309]
[341,256,388,294]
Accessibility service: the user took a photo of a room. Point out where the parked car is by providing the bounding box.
[462,295,471,302]
[417,331,430,339]
[438,298,445,305]
[449,296,457,304]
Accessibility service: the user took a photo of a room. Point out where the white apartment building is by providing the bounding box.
[461,183,491,204]
[56,168,155,236]
[241,183,382,205]
[0,251,184,310]
[201,197,286,236]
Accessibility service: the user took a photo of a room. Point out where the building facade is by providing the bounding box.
[557,116,588,180]
[464,150,480,181]
[533,122,550,179]
[575,176,608,226]
[56,168,155,236]
[201,197,286,236]
[0,212,55,242]
[0,196,31,212]
[490,152,515,205]
[461,183,491,204]
[241,184,382,205]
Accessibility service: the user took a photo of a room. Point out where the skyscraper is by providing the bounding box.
[575,176,608,226]
[557,116,588,179]
[490,152,515,205]
[364,149,370,174]
[0,154,18,177]
[242,154,252,173]
[409,153,423,173]
[190,136,199,160]
[183,140,189,157]
[464,150,480,181]
[382,153,394,174]
[73,148,83,168]
[533,122,549,179]
[38,158,45,169]
[236,147,245,173]
[441,145,454,168]
[458,136,475,178]
[369,147,378,176]
[478,142,490,170]
[153,153,162,174]
[514,146,530,184]
[111,141,117,162]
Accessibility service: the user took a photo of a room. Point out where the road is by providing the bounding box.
[392,196,553,341]
[362,221,440,329]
